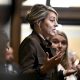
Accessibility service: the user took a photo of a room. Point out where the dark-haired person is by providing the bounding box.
[0,32,20,80]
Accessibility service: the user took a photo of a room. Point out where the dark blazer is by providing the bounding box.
[19,31,62,80]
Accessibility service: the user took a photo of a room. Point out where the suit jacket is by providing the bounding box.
[19,31,61,80]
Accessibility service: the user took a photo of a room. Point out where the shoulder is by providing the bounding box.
[20,36,38,47]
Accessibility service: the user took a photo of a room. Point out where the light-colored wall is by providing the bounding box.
[61,25,80,59]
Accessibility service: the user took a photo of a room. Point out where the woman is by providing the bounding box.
[19,4,64,80]
[50,30,78,80]
[0,32,20,80]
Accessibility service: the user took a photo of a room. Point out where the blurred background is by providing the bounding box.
[0,0,80,62]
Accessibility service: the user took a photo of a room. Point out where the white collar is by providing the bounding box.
[39,33,45,40]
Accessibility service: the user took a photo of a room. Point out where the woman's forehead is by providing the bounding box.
[47,11,57,18]
[51,34,67,40]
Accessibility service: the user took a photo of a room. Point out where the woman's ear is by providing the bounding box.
[36,21,42,32]
[37,21,41,27]
[34,21,41,33]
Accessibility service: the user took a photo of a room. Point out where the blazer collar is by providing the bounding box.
[31,31,52,47]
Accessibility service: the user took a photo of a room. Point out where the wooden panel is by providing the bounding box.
[10,0,23,63]
[21,6,80,20]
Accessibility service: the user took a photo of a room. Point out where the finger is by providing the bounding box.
[65,69,77,76]
[44,52,49,61]
[52,51,61,59]
[53,51,63,59]
[55,52,64,60]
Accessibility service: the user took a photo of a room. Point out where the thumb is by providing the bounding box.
[46,52,49,60]
[44,52,49,61]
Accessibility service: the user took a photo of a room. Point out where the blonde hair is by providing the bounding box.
[56,30,69,69]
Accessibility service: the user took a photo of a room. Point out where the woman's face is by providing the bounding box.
[51,34,67,53]
[40,11,58,39]
[5,47,14,61]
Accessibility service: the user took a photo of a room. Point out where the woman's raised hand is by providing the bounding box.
[40,51,64,74]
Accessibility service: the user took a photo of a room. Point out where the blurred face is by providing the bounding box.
[51,34,67,53]
[5,43,14,62]
[40,11,58,39]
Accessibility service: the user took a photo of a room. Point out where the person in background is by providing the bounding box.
[49,30,80,80]
[5,42,14,62]
[0,31,20,80]
[3,41,21,80]
[0,31,9,63]
[19,4,64,80]
[68,51,80,80]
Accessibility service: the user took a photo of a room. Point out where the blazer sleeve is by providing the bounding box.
[58,70,64,80]
[19,37,43,80]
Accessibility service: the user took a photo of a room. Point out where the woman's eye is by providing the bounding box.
[52,40,67,45]
[61,41,67,45]
[52,40,59,44]
[50,19,55,22]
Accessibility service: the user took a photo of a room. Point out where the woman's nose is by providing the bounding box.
[58,42,62,48]
[54,20,58,27]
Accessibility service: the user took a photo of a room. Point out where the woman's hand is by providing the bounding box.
[40,51,64,74]
[75,64,80,77]
[63,69,77,77]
